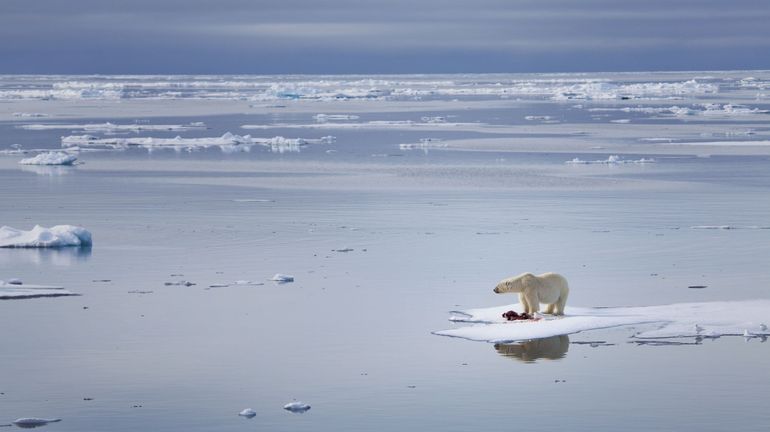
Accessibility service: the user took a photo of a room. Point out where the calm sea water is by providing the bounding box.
[1,73,769,431]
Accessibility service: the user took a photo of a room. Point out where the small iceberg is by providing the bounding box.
[238,408,256,418]
[0,225,92,248]
[271,274,294,283]
[565,155,655,165]
[19,152,78,166]
[1,281,78,300]
[283,401,311,413]
[12,418,61,428]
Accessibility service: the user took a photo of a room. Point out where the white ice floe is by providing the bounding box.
[271,274,295,283]
[19,152,78,166]
[0,281,77,299]
[314,114,359,122]
[238,408,257,418]
[60,132,334,153]
[668,140,770,147]
[18,122,207,132]
[283,402,311,413]
[434,300,770,343]
[12,112,49,118]
[399,138,448,150]
[565,155,655,165]
[0,225,92,248]
[690,225,770,230]
[12,418,62,427]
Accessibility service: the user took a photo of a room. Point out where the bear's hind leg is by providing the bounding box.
[554,291,568,315]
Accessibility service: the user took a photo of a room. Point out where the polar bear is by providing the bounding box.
[493,272,569,315]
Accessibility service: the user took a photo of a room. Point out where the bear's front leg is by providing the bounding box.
[545,303,555,314]
[518,292,530,314]
[523,289,540,314]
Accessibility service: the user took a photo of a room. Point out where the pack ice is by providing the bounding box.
[0,225,92,248]
[434,301,770,343]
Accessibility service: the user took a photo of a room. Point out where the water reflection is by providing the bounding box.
[19,165,76,176]
[494,335,570,362]
[0,246,92,266]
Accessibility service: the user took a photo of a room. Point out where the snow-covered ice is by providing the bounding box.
[283,401,311,413]
[19,152,78,166]
[0,225,92,248]
[434,301,770,343]
[0,281,77,299]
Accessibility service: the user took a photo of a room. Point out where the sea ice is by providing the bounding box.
[12,418,62,428]
[19,152,78,166]
[60,132,333,153]
[314,114,359,122]
[18,122,207,132]
[0,225,92,248]
[271,274,294,283]
[0,281,77,299]
[283,401,311,413]
[238,408,256,418]
[565,155,655,165]
[434,300,770,343]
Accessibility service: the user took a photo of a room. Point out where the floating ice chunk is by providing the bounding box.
[0,225,92,248]
[435,300,770,343]
[314,114,359,122]
[19,152,78,166]
[399,138,448,150]
[0,281,77,300]
[60,132,333,153]
[271,274,294,283]
[12,418,62,428]
[238,408,256,418]
[18,122,207,132]
[524,115,554,121]
[7,278,23,285]
[13,112,49,118]
[283,401,311,413]
[690,225,769,230]
[565,155,655,165]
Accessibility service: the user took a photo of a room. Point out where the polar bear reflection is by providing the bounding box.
[494,335,569,362]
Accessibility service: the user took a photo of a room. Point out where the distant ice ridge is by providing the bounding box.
[18,122,207,132]
[0,281,77,299]
[19,152,78,166]
[0,225,92,248]
[313,114,359,122]
[61,132,334,153]
[565,155,656,165]
[399,138,448,150]
[588,103,767,118]
[434,301,770,343]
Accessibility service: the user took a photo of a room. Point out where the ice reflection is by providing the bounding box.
[0,246,92,266]
[494,335,570,363]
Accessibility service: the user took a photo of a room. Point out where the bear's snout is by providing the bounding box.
[493,286,499,293]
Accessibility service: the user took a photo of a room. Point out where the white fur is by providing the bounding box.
[493,272,569,315]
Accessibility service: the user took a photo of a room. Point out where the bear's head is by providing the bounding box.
[493,272,535,294]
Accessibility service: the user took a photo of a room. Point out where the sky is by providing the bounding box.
[1,0,769,74]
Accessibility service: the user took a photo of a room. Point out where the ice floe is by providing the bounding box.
[690,225,770,230]
[565,155,656,165]
[283,401,311,413]
[12,112,49,118]
[60,132,334,153]
[18,122,207,132]
[1,281,77,299]
[19,152,78,166]
[238,408,256,418]
[271,274,294,283]
[12,418,62,428]
[313,114,359,122]
[434,300,770,343]
[0,225,92,248]
[399,138,448,150]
